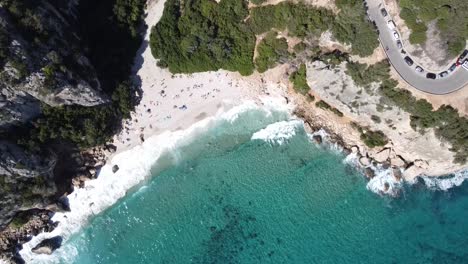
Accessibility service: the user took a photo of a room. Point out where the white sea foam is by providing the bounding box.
[308,129,344,153]
[366,166,403,195]
[19,99,288,263]
[251,120,303,145]
[416,169,468,191]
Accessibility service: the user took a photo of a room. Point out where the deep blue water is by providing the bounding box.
[56,110,468,264]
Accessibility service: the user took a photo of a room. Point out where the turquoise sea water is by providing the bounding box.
[58,109,468,264]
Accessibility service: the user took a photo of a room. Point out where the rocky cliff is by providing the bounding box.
[0,141,57,228]
[0,0,108,129]
[0,0,145,261]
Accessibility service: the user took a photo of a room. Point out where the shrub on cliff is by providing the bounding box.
[346,61,391,87]
[289,64,311,95]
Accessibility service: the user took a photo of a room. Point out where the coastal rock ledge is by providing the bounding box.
[31,236,63,255]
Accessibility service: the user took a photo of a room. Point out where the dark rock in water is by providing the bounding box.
[112,165,119,173]
[342,148,352,156]
[312,135,323,144]
[393,167,402,181]
[31,236,63,255]
[106,144,117,153]
[382,162,391,169]
[364,167,375,179]
[57,196,70,212]
[384,182,390,192]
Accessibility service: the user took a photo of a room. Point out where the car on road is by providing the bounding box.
[426,73,436,79]
[458,49,468,64]
[393,31,400,40]
[415,66,424,73]
[463,59,468,71]
[439,71,449,78]
[404,56,413,66]
[387,20,396,30]
[380,8,388,17]
[396,40,402,49]
[448,63,457,72]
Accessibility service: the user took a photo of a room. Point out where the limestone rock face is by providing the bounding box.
[0,1,108,129]
[0,141,58,228]
[372,148,390,163]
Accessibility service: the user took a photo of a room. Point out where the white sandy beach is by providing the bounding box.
[109,0,289,157]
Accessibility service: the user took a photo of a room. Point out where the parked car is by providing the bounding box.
[387,20,396,30]
[404,56,413,66]
[426,73,436,79]
[380,8,388,17]
[396,40,402,49]
[415,66,424,73]
[439,71,448,78]
[458,49,468,64]
[462,59,468,71]
[393,31,400,40]
[448,63,457,72]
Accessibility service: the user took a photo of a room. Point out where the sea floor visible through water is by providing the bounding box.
[24,105,468,264]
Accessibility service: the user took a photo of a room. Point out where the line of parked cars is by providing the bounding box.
[380,6,468,80]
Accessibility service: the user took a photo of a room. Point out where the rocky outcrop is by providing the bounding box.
[0,141,57,229]
[0,1,108,129]
[31,236,62,255]
[0,210,56,261]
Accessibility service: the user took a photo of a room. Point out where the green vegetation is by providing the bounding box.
[333,0,379,56]
[150,0,255,75]
[360,130,388,148]
[371,115,382,123]
[8,214,29,229]
[346,61,391,87]
[149,0,382,76]
[380,79,468,163]
[248,2,333,37]
[351,122,389,148]
[293,42,307,54]
[399,0,468,55]
[255,32,289,73]
[250,0,266,4]
[289,64,311,95]
[316,100,344,117]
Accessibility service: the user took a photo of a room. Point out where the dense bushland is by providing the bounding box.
[150,0,379,76]
[150,0,255,75]
[333,0,379,56]
[255,32,289,73]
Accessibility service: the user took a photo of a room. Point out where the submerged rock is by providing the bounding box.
[31,236,63,255]
[112,165,120,173]
[312,135,323,144]
[383,182,390,192]
[364,167,375,179]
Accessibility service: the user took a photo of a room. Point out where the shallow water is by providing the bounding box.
[41,109,468,264]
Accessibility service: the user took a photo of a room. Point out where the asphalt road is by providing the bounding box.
[366,0,468,95]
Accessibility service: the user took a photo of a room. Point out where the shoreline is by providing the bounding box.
[7,0,468,262]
